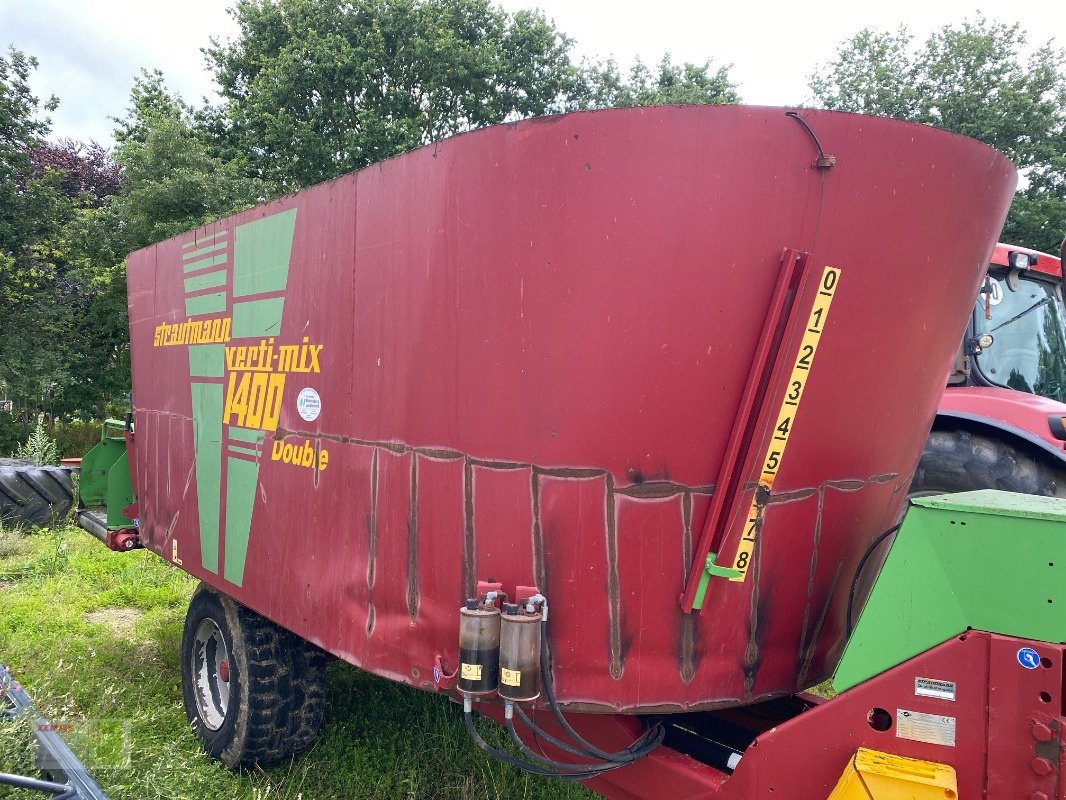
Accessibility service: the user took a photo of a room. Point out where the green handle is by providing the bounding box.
[102,418,128,441]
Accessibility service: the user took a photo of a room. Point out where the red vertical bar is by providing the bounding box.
[681,248,812,610]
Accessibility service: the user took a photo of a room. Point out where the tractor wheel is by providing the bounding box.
[0,464,75,527]
[910,429,1066,498]
[181,583,327,768]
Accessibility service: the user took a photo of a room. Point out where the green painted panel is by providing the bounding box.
[188,344,224,378]
[224,456,259,586]
[80,438,126,508]
[183,269,227,294]
[185,292,227,317]
[105,451,136,529]
[228,445,261,458]
[191,382,223,574]
[835,490,1066,691]
[232,297,285,338]
[228,426,265,444]
[183,241,227,260]
[183,253,228,273]
[233,209,297,297]
[914,489,1066,522]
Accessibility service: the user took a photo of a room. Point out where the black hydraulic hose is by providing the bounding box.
[539,616,665,762]
[463,707,613,781]
[514,702,663,762]
[845,523,902,636]
[503,712,624,776]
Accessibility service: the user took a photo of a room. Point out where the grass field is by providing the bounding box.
[0,522,595,800]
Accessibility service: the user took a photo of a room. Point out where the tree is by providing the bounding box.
[109,70,271,250]
[0,46,59,312]
[575,54,740,110]
[809,17,1066,253]
[205,0,579,189]
[0,46,79,418]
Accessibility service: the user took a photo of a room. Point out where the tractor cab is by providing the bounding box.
[957,243,1066,403]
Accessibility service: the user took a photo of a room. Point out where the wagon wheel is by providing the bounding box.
[181,583,327,768]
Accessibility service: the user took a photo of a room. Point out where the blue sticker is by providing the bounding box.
[1018,647,1041,670]
[433,664,442,684]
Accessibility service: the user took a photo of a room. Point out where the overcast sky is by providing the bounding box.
[1,0,1063,146]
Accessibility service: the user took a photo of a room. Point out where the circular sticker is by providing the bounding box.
[296,388,321,421]
[1017,647,1041,670]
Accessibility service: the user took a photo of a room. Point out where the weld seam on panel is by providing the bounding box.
[367,448,379,591]
[531,471,545,591]
[680,491,696,683]
[407,454,419,622]
[797,559,844,687]
[366,448,379,638]
[796,486,825,683]
[605,474,623,680]
[742,533,762,700]
[463,458,475,600]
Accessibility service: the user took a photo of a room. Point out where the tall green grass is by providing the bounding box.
[0,524,594,800]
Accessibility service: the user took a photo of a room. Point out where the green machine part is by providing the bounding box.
[79,419,136,530]
[835,490,1066,692]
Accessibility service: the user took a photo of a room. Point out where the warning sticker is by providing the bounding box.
[460,663,481,681]
[897,709,956,747]
[915,677,956,701]
[501,668,521,687]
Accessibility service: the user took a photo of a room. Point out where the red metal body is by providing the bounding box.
[989,242,1062,279]
[933,243,1066,466]
[125,106,1016,713]
[939,385,1066,452]
[492,632,1064,798]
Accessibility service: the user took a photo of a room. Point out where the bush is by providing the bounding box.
[50,419,101,459]
[0,412,29,457]
[14,417,60,466]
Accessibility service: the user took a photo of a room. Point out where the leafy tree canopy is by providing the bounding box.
[575,55,740,110]
[809,16,1066,252]
[206,0,740,190]
[109,70,270,250]
[206,0,577,189]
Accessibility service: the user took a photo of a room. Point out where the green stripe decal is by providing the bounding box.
[183,232,228,249]
[185,292,227,317]
[183,241,228,260]
[228,426,265,445]
[183,253,228,274]
[184,269,227,294]
[233,210,297,297]
[228,444,261,458]
[191,382,223,574]
[188,344,224,378]
[232,298,285,337]
[224,456,259,586]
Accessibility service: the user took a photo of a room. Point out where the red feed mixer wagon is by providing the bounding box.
[76,105,1066,798]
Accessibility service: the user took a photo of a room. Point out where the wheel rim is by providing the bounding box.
[191,617,231,731]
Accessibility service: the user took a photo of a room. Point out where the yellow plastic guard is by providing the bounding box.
[828,748,958,799]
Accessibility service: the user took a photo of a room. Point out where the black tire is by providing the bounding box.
[181,583,327,768]
[0,464,75,526]
[910,429,1066,498]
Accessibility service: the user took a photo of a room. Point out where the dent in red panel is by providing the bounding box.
[613,493,687,708]
[471,465,536,596]
[538,474,612,704]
